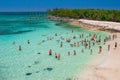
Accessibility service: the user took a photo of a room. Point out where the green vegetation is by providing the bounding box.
[47,8,120,22]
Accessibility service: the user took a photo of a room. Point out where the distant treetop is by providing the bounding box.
[47,8,120,22]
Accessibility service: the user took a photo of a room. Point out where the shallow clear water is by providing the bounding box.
[0,12,107,80]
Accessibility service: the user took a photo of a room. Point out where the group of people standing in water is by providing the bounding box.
[47,30,118,60]
[12,40,30,51]
[12,29,119,60]
[49,49,61,60]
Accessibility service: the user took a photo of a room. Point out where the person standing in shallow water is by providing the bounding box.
[27,40,30,44]
[115,42,117,49]
[108,44,110,51]
[60,41,63,47]
[55,33,57,36]
[57,54,61,60]
[74,50,76,55]
[49,49,52,55]
[99,46,102,53]
[68,51,70,56]
[19,45,22,51]
[55,53,57,58]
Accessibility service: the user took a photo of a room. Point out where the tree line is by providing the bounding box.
[47,8,120,22]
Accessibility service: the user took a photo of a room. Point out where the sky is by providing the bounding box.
[0,0,120,12]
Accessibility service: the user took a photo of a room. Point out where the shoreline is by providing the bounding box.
[69,20,118,33]
[47,16,120,80]
[47,16,120,33]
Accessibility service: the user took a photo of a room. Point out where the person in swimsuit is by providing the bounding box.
[115,42,117,49]
[27,40,30,44]
[68,51,70,56]
[19,45,22,51]
[49,49,52,55]
[74,50,76,55]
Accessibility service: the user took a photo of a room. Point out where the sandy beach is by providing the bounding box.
[69,19,120,32]
[69,19,120,80]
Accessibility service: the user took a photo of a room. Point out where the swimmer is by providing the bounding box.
[60,41,63,47]
[82,34,84,38]
[57,54,61,60]
[49,49,52,55]
[84,42,88,48]
[73,36,76,39]
[27,40,30,44]
[55,33,57,36]
[104,39,106,45]
[109,35,111,40]
[55,53,57,58]
[91,37,94,41]
[66,38,71,43]
[97,40,101,45]
[115,42,117,49]
[74,50,76,55]
[68,51,70,56]
[19,45,22,51]
[108,44,110,51]
[99,46,102,53]
[90,49,92,55]
[74,43,77,47]
[93,42,95,46]
[112,34,114,40]
[80,35,82,38]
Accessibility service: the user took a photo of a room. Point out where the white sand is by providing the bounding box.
[78,19,120,31]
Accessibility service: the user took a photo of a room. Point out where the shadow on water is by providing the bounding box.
[55,21,79,28]
[55,21,86,31]
[0,29,34,35]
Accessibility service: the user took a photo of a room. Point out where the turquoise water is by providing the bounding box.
[0,12,107,80]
